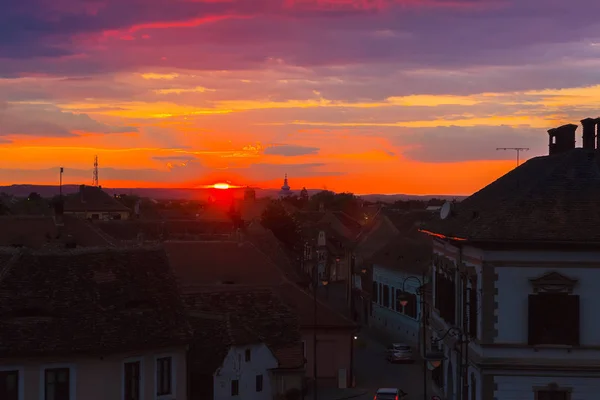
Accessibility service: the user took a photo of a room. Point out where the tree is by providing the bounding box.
[260,201,301,250]
[27,192,42,202]
[307,190,363,219]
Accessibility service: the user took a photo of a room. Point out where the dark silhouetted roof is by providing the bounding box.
[0,247,190,358]
[422,148,600,244]
[93,220,234,241]
[64,185,130,213]
[165,240,289,286]
[184,289,303,370]
[369,234,432,275]
[0,215,114,249]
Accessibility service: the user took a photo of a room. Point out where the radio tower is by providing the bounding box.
[93,155,99,187]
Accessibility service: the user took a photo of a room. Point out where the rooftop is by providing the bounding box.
[369,234,432,275]
[422,148,600,244]
[0,247,190,358]
[165,240,290,286]
[63,185,131,213]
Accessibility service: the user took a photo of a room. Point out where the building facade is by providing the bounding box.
[422,120,600,400]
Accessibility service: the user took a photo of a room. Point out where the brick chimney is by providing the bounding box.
[581,118,597,150]
[548,124,577,155]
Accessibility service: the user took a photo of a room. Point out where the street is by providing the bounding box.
[353,330,425,400]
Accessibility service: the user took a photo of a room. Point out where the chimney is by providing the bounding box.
[581,118,597,150]
[548,124,577,156]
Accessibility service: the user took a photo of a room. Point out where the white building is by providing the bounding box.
[186,307,305,400]
[421,121,600,400]
[214,344,279,400]
[369,235,431,348]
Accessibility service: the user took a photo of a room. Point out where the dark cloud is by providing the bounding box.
[264,144,320,156]
[1,0,600,79]
[0,103,137,137]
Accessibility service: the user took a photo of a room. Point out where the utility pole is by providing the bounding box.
[59,167,64,197]
[496,147,529,167]
[93,155,99,187]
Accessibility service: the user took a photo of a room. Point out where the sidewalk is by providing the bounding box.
[305,386,368,400]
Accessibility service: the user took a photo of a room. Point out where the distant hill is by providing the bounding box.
[0,185,468,202]
[359,193,468,203]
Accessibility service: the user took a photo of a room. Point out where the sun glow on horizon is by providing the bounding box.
[213,182,230,189]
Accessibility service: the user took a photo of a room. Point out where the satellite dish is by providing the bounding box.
[440,201,452,220]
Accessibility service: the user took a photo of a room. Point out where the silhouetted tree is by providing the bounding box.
[27,192,42,201]
[260,201,301,251]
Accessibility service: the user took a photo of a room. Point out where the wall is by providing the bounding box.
[0,347,187,400]
[213,344,278,400]
[494,375,600,400]
[371,265,424,347]
[496,265,600,346]
[302,330,352,386]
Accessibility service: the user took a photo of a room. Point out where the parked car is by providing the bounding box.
[385,343,414,363]
[374,388,408,400]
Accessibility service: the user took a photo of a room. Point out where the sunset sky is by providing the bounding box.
[2,0,600,195]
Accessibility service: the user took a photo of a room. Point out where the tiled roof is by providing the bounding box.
[184,289,303,370]
[422,148,600,244]
[0,247,190,358]
[369,234,432,275]
[187,312,263,374]
[63,185,130,212]
[384,210,433,234]
[244,229,309,285]
[0,215,113,249]
[165,240,289,286]
[271,283,357,329]
[93,220,234,241]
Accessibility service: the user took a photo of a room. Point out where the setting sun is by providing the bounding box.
[213,183,230,190]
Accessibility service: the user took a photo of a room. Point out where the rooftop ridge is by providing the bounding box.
[15,244,164,256]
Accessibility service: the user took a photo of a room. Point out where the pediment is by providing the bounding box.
[529,271,578,294]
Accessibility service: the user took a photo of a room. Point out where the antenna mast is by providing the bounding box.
[93,155,99,187]
[496,147,530,167]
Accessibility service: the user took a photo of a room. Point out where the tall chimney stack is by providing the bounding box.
[581,118,597,150]
[548,124,577,156]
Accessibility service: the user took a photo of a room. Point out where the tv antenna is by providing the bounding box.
[496,147,529,167]
[93,155,99,187]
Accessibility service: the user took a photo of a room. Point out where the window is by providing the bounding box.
[156,357,172,395]
[45,368,70,400]
[231,379,239,396]
[383,285,390,307]
[436,270,455,325]
[256,375,263,392]
[371,281,378,304]
[124,361,141,400]
[469,278,478,338]
[528,293,579,346]
[245,349,251,362]
[0,370,19,400]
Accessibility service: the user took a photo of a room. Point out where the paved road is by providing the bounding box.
[353,331,425,400]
